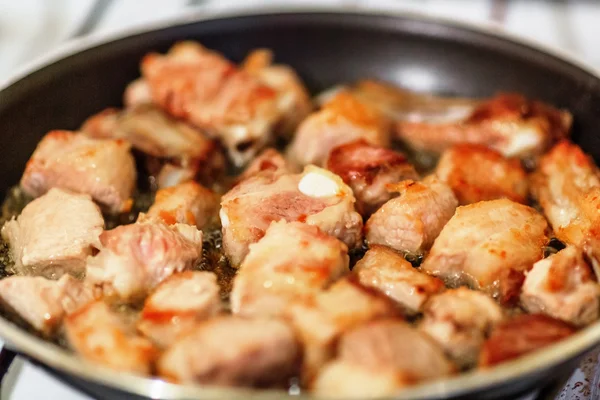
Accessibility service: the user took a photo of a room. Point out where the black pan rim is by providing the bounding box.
[0,6,598,400]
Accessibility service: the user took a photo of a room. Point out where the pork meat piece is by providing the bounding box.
[326,140,419,215]
[158,316,300,386]
[436,144,528,205]
[287,91,391,167]
[394,92,571,159]
[338,319,454,380]
[530,141,600,265]
[220,165,362,267]
[365,176,458,256]
[231,221,349,317]
[137,271,221,347]
[479,314,576,367]
[82,105,224,188]
[419,288,504,367]
[0,275,93,335]
[2,188,103,278]
[242,48,313,137]
[286,277,399,382]
[353,245,444,315]
[521,246,600,326]
[311,360,411,399]
[347,79,478,122]
[421,199,548,303]
[145,181,219,229]
[314,319,453,397]
[65,301,157,375]
[20,130,136,213]
[237,147,291,182]
[123,78,152,107]
[140,41,280,166]
[86,219,203,302]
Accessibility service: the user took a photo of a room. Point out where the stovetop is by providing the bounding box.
[1,1,600,399]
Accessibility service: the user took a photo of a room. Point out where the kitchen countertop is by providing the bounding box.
[0,1,599,399]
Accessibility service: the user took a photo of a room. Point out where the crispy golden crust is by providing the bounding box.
[436,144,527,205]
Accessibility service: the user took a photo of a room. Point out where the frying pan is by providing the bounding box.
[0,5,600,400]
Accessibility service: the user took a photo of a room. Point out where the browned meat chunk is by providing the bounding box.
[287,91,391,167]
[82,105,224,188]
[220,166,362,267]
[141,41,280,166]
[395,92,571,159]
[436,144,528,205]
[0,275,93,335]
[86,219,203,302]
[314,319,454,397]
[242,48,313,137]
[286,278,398,382]
[419,288,504,367]
[326,140,419,215]
[145,181,219,229]
[137,271,221,347]
[2,188,103,278]
[20,130,136,213]
[231,221,348,317]
[365,177,458,256]
[237,147,291,182]
[353,245,444,315]
[521,246,600,326]
[479,314,576,367]
[65,301,157,375]
[158,316,300,386]
[421,199,548,303]
[530,141,600,265]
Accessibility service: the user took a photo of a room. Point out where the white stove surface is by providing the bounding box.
[1,1,600,399]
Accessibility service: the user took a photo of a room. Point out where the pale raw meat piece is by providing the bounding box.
[0,275,93,335]
[20,130,136,213]
[231,221,349,317]
[421,199,548,304]
[366,176,458,256]
[86,219,203,302]
[2,188,103,278]
[312,360,411,399]
[286,278,399,382]
[419,288,504,367]
[338,319,454,380]
[137,271,221,347]
[220,165,362,267]
[521,246,600,326]
[314,319,454,397]
[65,301,157,375]
[158,316,300,386]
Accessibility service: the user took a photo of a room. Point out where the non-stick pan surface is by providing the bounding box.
[1,7,600,400]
